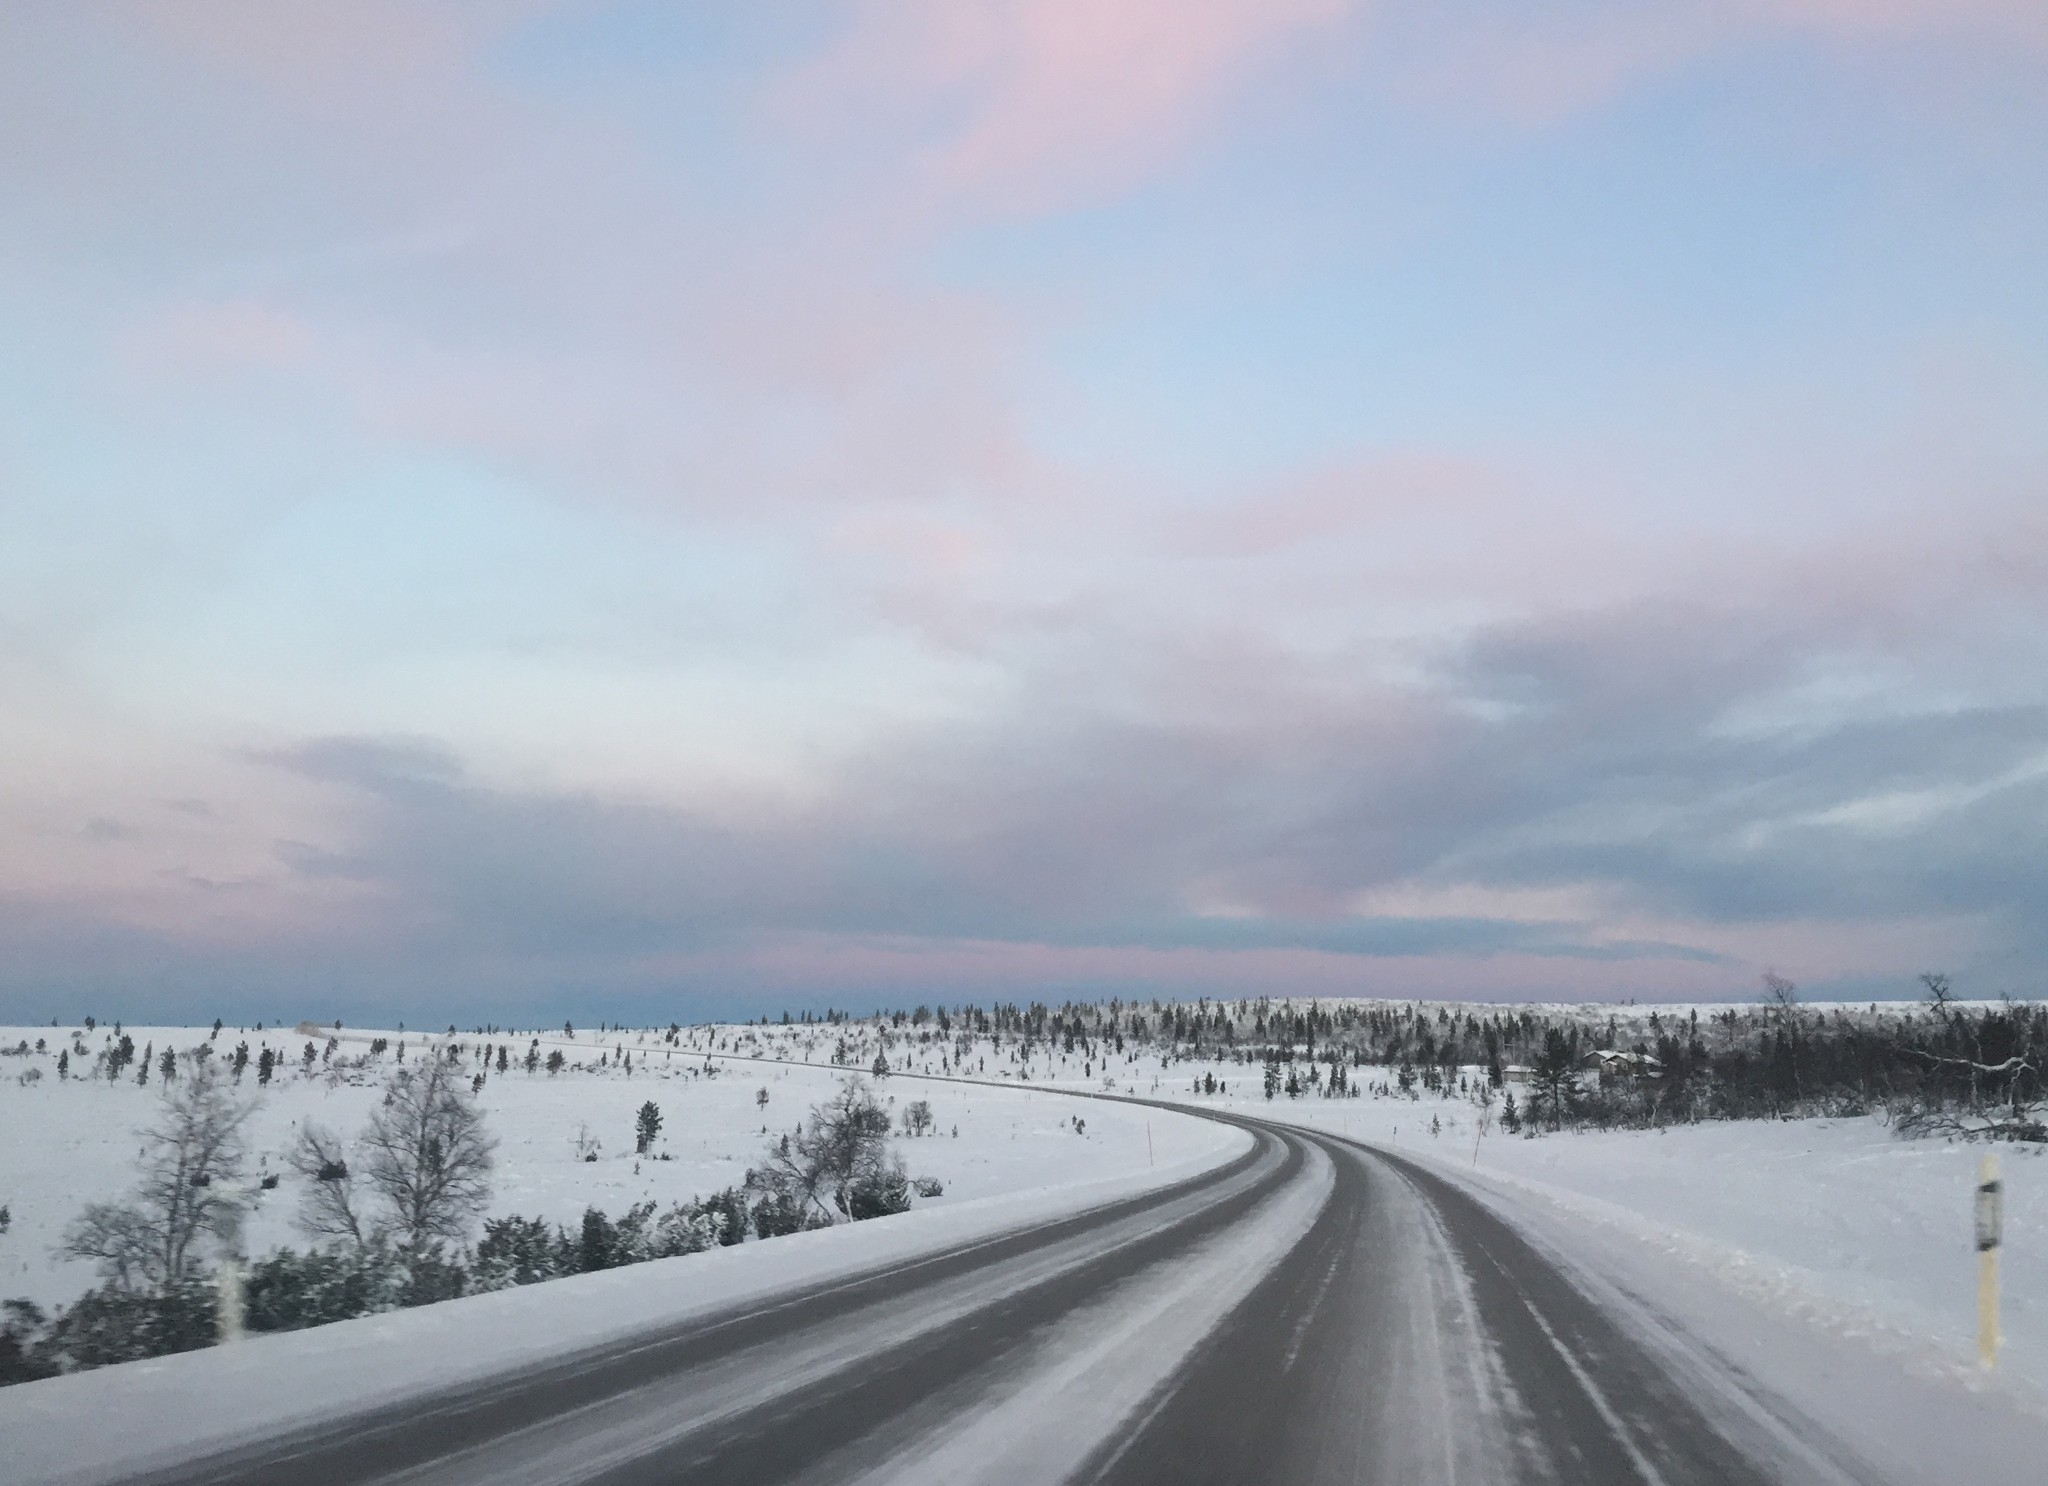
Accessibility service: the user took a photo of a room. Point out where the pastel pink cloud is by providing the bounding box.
[785,0,1357,214]
[1382,0,2048,127]
[127,0,498,97]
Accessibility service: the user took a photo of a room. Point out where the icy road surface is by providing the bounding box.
[17,1103,2043,1486]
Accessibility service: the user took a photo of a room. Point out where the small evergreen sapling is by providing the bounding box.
[634,1101,663,1155]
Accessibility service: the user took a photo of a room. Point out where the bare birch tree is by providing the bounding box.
[359,1056,496,1264]
[62,1062,250,1293]
[287,1121,372,1249]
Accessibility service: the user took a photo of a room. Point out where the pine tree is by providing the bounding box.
[634,1101,663,1155]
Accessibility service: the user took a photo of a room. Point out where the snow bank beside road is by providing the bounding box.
[0,1106,1247,1486]
[1417,1150,2048,1486]
[1125,1075,2046,1399]
[1440,1117,2047,1393]
[1164,1085,2048,1485]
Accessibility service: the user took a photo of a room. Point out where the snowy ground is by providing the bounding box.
[7,1015,2043,1415]
[0,1022,1218,1313]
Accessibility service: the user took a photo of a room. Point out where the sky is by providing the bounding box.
[2,1,2045,1025]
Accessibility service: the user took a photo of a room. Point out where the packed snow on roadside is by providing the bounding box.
[1094,1049,2048,1405]
[0,1022,1225,1314]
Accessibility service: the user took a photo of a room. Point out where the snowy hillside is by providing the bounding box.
[0,1020,1224,1314]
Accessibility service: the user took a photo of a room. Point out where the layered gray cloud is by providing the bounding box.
[132,585,2023,1017]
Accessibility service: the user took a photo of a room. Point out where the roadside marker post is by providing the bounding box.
[1977,1152,2003,1370]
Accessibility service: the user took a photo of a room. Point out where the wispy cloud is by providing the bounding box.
[0,3,2042,1018]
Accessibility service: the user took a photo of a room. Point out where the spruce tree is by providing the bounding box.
[634,1101,663,1155]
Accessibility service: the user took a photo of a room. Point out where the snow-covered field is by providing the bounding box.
[0,1021,1221,1313]
[6,1013,2044,1422]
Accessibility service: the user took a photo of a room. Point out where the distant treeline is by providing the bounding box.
[810,977,2044,1139]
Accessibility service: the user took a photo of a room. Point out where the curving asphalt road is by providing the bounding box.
[105,1109,1857,1486]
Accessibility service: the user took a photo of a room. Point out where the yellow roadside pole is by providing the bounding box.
[1977,1151,2002,1370]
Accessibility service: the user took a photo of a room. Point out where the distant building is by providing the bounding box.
[1581,1048,1663,1087]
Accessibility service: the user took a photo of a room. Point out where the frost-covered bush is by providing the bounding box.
[0,1300,55,1385]
[845,1167,910,1220]
[747,1079,922,1227]
[35,1276,217,1373]
[472,1216,568,1290]
[244,1245,405,1332]
[749,1191,813,1240]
